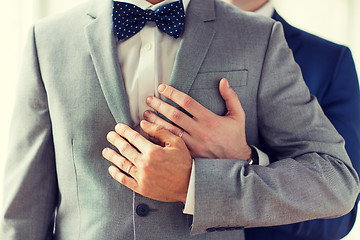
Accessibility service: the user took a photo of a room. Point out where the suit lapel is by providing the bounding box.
[168,0,216,97]
[84,0,216,120]
[272,11,302,54]
[85,0,132,125]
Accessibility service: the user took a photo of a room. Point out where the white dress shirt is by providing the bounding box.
[114,0,269,216]
[115,0,190,131]
[114,0,196,213]
[256,1,274,18]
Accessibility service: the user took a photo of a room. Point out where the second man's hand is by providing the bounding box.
[144,78,252,161]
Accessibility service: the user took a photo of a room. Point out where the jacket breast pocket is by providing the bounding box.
[189,70,248,115]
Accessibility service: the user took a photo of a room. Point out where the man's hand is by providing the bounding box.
[144,78,251,160]
[102,121,192,203]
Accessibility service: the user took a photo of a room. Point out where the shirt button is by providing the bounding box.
[136,203,150,217]
[144,43,152,51]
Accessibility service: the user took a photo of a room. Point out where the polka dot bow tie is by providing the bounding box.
[112,1,185,40]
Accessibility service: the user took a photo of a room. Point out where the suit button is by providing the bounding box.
[136,204,150,217]
[206,227,217,232]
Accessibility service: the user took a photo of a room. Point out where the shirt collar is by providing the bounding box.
[255,1,274,18]
[113,0,191,12]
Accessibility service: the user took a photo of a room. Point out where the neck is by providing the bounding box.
[224,0,269,12]
[146,0,166,4]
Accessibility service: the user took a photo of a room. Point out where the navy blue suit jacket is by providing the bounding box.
[245,11,360,240]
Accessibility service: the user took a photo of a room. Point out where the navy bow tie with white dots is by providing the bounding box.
[112,1,185,40]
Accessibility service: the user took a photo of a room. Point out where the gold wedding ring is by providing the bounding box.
[178,129,184,138]
[126,164,133,175]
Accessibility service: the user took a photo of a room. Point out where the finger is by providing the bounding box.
[108,165,138,190]
[106,131,141,164]
[114,123,153,155]
[140,120,183,147]
[143,110,186,137]
[219,78,245,119]
[157,84,212,120]
[102,147,137,176]
[146,96,194,130]
[143,111,191,145]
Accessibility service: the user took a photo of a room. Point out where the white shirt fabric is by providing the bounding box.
[114,0,270,216]
[114,0,196,213]
[114,0,190,131]
[256,1,274,18]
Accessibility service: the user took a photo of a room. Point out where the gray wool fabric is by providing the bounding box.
[1,0,359,239]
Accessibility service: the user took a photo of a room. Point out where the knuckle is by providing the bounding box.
[170,109,181,121]
[148,112,157,122]
[154,124,164,132]
[110,151,120,163]
[153,98,161,109]
[122,127,130,136]
[153,116,161,125]
[183,96,194,108]
[116,158,125,169]
[168,87,174,97]
[168,126,179,135]
[119,142,130,153]
[129,132,138,143]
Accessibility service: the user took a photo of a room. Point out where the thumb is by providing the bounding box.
[219,78,244,118]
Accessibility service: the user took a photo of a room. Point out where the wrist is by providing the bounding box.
[244,145,252,163]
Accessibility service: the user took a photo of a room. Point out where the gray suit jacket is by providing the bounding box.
[1,0,359,239]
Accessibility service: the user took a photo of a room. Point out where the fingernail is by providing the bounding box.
[143,110,151,118]
[115,123,123,132]
[107,131,115,141]
[108,166,116,176]
[102,148,110,157]
[223,78,230,88]
[141,120,149,126]
[146,96,153,104]
[158,84,166,93]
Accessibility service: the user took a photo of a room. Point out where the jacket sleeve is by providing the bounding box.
[190,22,360,235]
[0,27,58,240]
[262,46,360,240]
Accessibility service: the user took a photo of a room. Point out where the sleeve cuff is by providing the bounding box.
[183,160,195,215]
[182,146,268,216]
[251,145,270,166]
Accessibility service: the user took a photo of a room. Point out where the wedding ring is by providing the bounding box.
[126,164,134,175]
[178,129,184,138]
